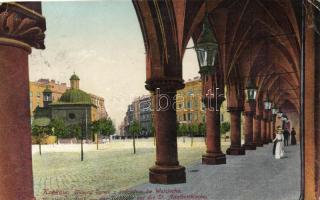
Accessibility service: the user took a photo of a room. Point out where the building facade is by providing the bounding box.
[30,77,107,121]
[176,76,230,126]
[122,95,153,136]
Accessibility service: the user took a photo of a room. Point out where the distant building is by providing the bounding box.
[176,76,230,126]
[29,79,68,119]
[176,76,205,125]
[122,95,153,136]
[33,73,108,140]
[121,77,230,137]
[30,75,108,122]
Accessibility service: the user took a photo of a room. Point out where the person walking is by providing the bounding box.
[291,127,297,145]
[283,128,290,146]
[272,127,278,155]
[273,127,284,159]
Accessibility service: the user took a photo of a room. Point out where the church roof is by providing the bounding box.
[58,89,92,104]
[43,87,52,93]
[70,73,80,81]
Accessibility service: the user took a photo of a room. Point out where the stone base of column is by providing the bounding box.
[149,165,186,184]
[242,143,256,150]
[202,152,226,165]
[255,142,263,147]
[226,146,245,155]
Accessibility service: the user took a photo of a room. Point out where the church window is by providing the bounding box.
[69,113,76,120]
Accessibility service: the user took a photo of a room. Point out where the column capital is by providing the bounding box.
[145,78,184,92]
[227,107,243,112]
[254,115,262,120]
[202,96,225,109]
[243,111,254,116]
[0,3,46,49]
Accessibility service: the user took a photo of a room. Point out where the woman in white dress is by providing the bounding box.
[273,127,284,159]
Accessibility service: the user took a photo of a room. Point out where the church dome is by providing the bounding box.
[43,86,52,93]
[70,73,80,81]
[59,89,92,104]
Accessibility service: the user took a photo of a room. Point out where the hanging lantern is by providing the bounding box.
[272,105,278,115]
[245,78,257,101]
[264,92,272,110]
[195,15,218,75]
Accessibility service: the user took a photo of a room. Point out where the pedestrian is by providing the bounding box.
[272,127,279,155]
[283,128,290,146]
[291,127,297,145]
[273,127,284,159]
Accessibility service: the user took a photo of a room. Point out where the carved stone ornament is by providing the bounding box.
[0,3,46,49]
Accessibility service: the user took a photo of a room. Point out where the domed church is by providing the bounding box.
[34,73,98,139]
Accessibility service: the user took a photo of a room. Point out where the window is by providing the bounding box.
[187,101,191,109]
[188,113,192,121]
[69,113,76,120]
[221,114,224,122]
[183,114,186,121]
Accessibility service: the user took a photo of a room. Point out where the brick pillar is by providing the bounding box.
[253,115,263,147]
[226,107,245,155]
[202,98,226,165]
[0,3,45,199]
[0,39,35,200]
[268,115,273,142]
[271,115,276,139]
[146,79,186,184]
[261,111,268,144]
[242,102,256,150]
[266,118,270,143]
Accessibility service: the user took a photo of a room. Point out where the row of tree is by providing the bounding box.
[176,121,230,137]
[31,117,116,139]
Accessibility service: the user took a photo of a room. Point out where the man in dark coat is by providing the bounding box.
[283,128,290,146]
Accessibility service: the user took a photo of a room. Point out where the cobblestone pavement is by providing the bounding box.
[33,138,213,200]
[126,144,300,200]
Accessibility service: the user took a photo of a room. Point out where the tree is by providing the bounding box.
[50,118,67,139]
[91,118,116,137]
[177,123,188,143]
[220,121,230,135]
[67,124,82,139]
[221,121,231,142]
[129,120,141,154]
[32,117,51,155]
[189,124,198,147]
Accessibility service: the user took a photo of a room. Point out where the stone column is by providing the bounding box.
[261,111,268,144]
[253,115,263,147]
[272,114,276,139]
[202,97,226,165]
[226,107,245,155]
[268,115,273,142]
[242,102,256,150]
[0,3,45,199]
[146,79,186,184]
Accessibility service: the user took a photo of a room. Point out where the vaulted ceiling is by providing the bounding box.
[133,0,301,112]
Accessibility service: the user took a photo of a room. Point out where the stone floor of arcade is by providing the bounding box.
[108,144,300,200]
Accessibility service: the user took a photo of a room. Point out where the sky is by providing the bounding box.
[29,1,199,130]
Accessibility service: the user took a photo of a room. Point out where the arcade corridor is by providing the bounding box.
[131,144,300,200]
